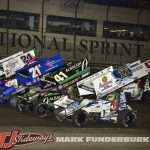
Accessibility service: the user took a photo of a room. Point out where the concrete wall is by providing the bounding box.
[0,0,149,65]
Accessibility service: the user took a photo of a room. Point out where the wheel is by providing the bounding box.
[54,107,66,122]
[16,98,28,112]
[142,91,150,104]
[34,102,49,118]
[8,95,19,109]
[117,109,137,128]
[72,109,88,127]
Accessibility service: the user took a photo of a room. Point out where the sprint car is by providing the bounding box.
[54,91,137,128]
[16,58,91,118]
[8,54,63,116]
[0,50,36,105]
[122,60,150,103]
[53,60,150,127]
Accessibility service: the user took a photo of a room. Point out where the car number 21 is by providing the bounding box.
[29,65,42,78]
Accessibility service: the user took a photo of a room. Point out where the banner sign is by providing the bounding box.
[77,66,113,96]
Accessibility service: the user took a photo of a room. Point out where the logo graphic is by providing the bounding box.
[6,60,17,69]
[0,130,54,149]
[44,60,53,67]
[102,76,107,83]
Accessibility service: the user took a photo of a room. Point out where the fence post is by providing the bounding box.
[41,0,46,58]
[6,0,10,55]
[104,5,110,61]
[137,8,142,58]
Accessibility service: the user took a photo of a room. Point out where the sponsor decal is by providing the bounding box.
[2,86,16,96]
[132,65,143,73]
[4,79,18,88]
[65,58,88,72]
[77,66,113,96]
[98,74,113,92]
[0,130,53,149]
[102,76,108,83]
[44,60,54,67]
[145,60,150,68]
[6,60,18,70]
[67,101,80,111]
[112,64,132,80]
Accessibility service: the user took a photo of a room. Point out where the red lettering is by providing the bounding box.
[145,60,150,68]
[0,131,18,149]
[0,132,11,148]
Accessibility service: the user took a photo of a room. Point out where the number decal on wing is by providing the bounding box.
[29,65,42,78]
[54,71,68,82]
[145,60,150,68]
[20,53,33,64]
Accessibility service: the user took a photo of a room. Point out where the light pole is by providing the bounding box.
[73,0,81,58]
[41,0,46,58]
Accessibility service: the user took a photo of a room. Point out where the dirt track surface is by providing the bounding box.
[0,101,150,128]
[0,101,150,150]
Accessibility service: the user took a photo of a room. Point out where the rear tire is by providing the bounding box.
[72,110,88,127]
[117,109,137,128]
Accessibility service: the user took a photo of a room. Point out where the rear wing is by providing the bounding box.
[40,58,91,91]
[16,54,63,85]
[1,50,35,77]
[0,51,23,77]
[93,60,150,98]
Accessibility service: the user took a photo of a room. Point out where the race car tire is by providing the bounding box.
[117,109,137,128]
[8,95,19,109]
[16,98,28,112]
[142,91,150,104]
[33,102,49,118]
[72,109,88,127]
[54,107,66,122]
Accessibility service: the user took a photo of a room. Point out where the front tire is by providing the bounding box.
[117,109,137,128]
[72,110,88,127]
[8,95,19,109]
[16,98,28,112]
[55,107,66,122]
[34,102,49,118]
